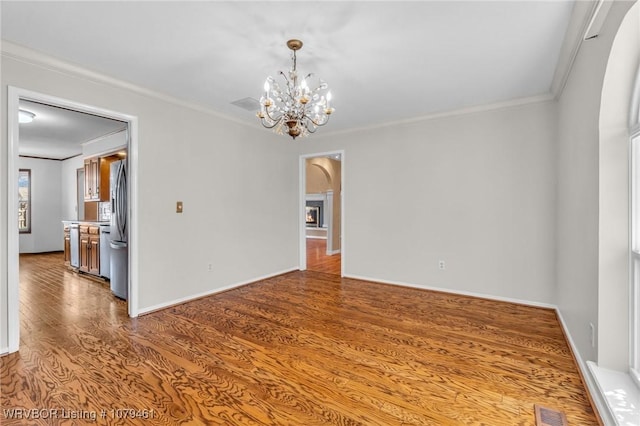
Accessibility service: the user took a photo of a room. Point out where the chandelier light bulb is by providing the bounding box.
[257,39,335,140]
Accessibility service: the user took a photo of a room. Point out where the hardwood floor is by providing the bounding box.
[306,238,341,275]
[1,252,598,425]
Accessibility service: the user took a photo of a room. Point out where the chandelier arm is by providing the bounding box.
[307,114,331,127]
[303,120,318,134]
[263,107,282,124]
[260,118,281,129]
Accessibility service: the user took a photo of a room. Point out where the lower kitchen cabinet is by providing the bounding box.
[63,226,71,266]
[79,225,100,276]
[89,228,100,275]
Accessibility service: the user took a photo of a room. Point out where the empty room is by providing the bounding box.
[1,1,640,425]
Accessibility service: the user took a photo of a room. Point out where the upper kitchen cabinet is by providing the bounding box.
[84,157,110,201]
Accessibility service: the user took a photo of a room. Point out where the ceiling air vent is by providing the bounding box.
[231,97,260,112]
[534,404,568,426]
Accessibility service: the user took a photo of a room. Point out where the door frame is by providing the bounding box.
[7,86,140,353]
[299,150,345,276]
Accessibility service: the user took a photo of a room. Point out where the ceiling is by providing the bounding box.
[18,100,126,160]
[2,1,575,139]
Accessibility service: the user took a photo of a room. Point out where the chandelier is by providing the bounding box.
[257,39,334,139]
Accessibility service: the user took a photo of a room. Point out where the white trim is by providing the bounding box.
[325,190,334,254]
[306,193,325,201]
[0,41,255,132]
[2,41,558,142]
[343,273,609,422]
[299,156,307,271]
[81,128,128,156]
[137,267,298,316]
[7,88,20,353]
[305,236,327,240]
[551,0,602,98]
[629,62,640,129]
[583,0,614,41]
[0,347,8,356]
[319,94,554,139]
[6,87,140,354]
[631,366,640,390]
[328,249,341,255]
[555,311,614,425]
[588,361,640,425]
[300,150,345,277]
[586,366,617,425]
[127,119,140,319]
[344,274,556,310]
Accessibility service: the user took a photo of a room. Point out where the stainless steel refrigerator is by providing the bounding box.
[109,159,128,300]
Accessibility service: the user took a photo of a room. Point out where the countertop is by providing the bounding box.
[62,220,110,226]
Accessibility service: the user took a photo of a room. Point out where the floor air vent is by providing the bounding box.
[535,404,568,426]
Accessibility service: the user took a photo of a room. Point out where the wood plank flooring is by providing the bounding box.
[306,238,341,275]
[1,252,598,425]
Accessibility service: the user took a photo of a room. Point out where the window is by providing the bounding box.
[18,169,31,234]
[632,132,640,388]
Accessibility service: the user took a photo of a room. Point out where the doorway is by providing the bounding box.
[6,86,139,353]
[300,151,344,276]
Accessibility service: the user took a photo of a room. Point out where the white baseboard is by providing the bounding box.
[555,311,614,425]
[0,347,8,356]
[345,273,608,422]
[327,249,341,255]
[306,236,327,240]
[137,267,299,315]
[343,274,556,309]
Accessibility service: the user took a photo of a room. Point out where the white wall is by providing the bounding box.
[299,100,558,305]
[598,2,639,371]
[556,1,635,368]
[17,157,63,253]
[83,130,127,158]
[1,44,299,350]
[61,155,84,222]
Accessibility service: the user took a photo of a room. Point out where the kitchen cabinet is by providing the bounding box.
[84,157,110,201]
[63,226,71,266]
[89,228,100,275]
[79,225,100,276]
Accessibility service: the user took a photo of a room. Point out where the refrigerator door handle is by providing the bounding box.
[115,162,127,239]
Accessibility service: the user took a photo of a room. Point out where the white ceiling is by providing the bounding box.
[18,100,126,160]
[2,1,575,138]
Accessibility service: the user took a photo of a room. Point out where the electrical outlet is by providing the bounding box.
[438,260,445,270]
[589,323,595,348]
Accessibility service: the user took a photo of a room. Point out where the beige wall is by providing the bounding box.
[0,44,299,350]
[556,0,636,369]
[306,157,341,252]
[298,99,558,305]
[597,2,638,370]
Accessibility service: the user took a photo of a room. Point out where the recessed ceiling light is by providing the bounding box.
[18,109,35,124]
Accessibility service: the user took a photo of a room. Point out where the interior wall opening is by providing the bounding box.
[301,152,343,276]
[7,86,138,353]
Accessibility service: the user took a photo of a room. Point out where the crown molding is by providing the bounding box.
[551,0,608,99]
[318,93,555,139]
[0,40,256,131]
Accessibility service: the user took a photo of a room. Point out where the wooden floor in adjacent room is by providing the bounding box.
[1,252,598,425]
[306,238,341,275]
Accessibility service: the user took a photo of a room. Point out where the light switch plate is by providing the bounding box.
[176,201,183,213]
